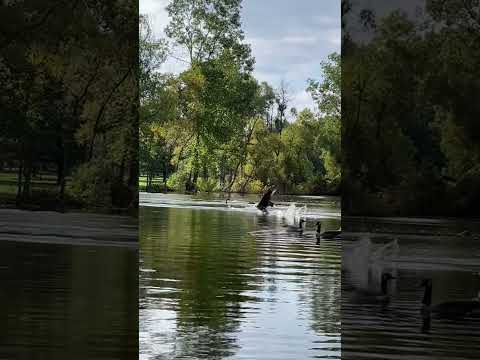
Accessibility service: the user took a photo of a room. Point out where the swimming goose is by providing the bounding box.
[284,219,306,234]
[295,219,306,233]
[420,279,480,318]
[316,221,341,240]
[316,222,321,244]
[351,273,396,303]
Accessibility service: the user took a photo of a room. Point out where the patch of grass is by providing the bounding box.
[0,170,81,210]
[139,175,166,192]
[0,171,18,195]
[138,175,164,185]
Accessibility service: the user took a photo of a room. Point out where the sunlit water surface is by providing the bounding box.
[139,192,341,360]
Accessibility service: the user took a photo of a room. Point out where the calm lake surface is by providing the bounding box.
[139,192,341,360]
[0,210,138,359]
[342,218,480,359]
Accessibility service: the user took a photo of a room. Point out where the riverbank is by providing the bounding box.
[342,215,480,237]
[139,187,340,198]
[0,209,137,246]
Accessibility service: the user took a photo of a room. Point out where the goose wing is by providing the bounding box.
[257,189,273,210]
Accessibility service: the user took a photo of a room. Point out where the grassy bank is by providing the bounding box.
[0,171,137,216]
[138,175,340,196]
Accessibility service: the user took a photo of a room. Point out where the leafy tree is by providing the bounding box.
[0,0,138,210]
[165,0,254,71]
[139,0,342,196]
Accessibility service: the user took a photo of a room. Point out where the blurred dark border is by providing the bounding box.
[0,0,139,215]
[342,1,480,359]
[342,0,480,219]
[0,1,138,358]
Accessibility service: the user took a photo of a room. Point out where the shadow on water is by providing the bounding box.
[140,193,341,360]
[0,241,138,359]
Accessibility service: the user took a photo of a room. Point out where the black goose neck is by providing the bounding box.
[381,277,389,295]
[422,283,432,306]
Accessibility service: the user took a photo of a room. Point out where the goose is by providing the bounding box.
[420,279,480,318]
[371,238,399,260]
[316,222,321,244]
[284,219,306,234]
[458,230,471,237]
[350,273,396,303]
[316,221,341,240]
[257,188,276,212]
[296,219,306,234]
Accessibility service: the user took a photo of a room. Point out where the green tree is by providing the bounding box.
[165,0,254,71]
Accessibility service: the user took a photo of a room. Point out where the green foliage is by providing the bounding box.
[139,1,341,196]
[308,53,341,119]
[70,161,112,207]
[343,2,480,215]
[166,171,189,193]
[197,177,218,192]
[165,0,254,70]
[0,1,138,211]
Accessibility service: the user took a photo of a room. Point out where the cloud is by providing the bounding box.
[241,0,340,111]
[292,90,316,113]
[323,29,341,46]
[140,0,340,112]
[313,15,340,27]
[282,36,318,45]
[140,0,170,38]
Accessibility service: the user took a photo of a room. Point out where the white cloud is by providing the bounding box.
[313,15,340,27]
[140,0,340,112]
[282,36,317,45]
[323,29,341,47]
[140,0,170,38]
[292,90,315,113]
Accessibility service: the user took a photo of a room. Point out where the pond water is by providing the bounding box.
[139,192,341,360]
[342,218,480,359]
[0,211,138,359]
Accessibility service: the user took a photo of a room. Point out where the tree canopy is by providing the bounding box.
[140,1,341,195]
[0,1,138,211]
[342,0,480,216]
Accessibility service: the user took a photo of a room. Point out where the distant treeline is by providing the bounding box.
[140,0,341,195]
[342,0,480,216]
[0,1,138,211]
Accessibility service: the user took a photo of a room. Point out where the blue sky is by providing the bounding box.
[140,0,340,112]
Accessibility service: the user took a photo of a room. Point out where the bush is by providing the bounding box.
[197,177,218,192]
[166,171,189,192]
[245,179,264,193]
[70,161,112,207]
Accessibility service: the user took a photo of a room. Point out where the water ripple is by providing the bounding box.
[140,196,340,360]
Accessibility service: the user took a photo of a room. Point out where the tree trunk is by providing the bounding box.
[128,158,138,188]
[16,161,23,204]
[118,153,126,184]
[56,137,65,186]
[163,163,168,193]
[190,134,200,192]
[22,157,32,201]
[146,173,151,191]
[127,159,138,209]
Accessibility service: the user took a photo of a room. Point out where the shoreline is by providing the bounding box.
[139,190,341,197]
[0,209,138,247]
